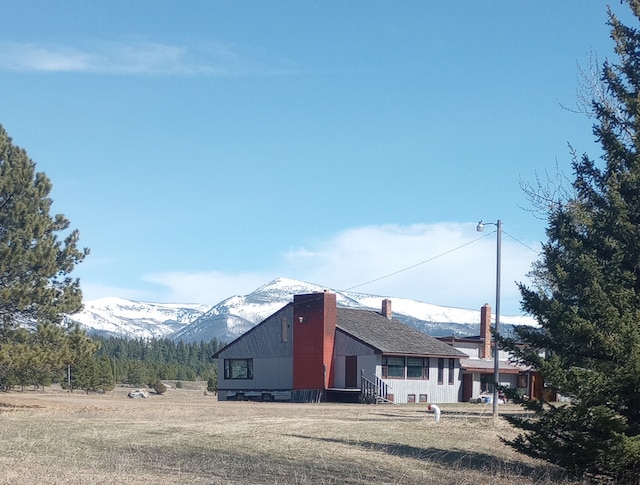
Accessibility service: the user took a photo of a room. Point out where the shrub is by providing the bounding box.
[175,381,182,389]
[153,379,167,395]
[207,376,217,394]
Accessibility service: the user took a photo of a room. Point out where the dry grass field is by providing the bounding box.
[0,384,577,485]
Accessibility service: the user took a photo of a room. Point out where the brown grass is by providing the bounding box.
[0,385,576,484]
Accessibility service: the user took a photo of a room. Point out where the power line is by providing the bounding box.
[342,232,494,292]
[246,227,541,315]
[503,230,540,254]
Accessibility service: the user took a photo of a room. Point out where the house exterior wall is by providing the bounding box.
[216,305,294,400]
[333,330,464,403]
[218,306,293,359]
[499,373,518,390]
[461,367,520,402]
[497,348,512,361]
[470,373,482,398]
[333,329,376,388]
[449,341,481,358]
[216,293,466,404]
[220,357,293,392]
[375,358,462,404]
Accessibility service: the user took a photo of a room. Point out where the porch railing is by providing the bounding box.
[360,369,393,404]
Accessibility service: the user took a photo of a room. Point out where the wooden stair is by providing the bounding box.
[360,370,394,404]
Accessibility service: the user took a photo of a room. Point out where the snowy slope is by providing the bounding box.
[68,277,537,343]
[169,277,537,343]
[67,297,209,340]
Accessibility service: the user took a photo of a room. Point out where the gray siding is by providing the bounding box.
[334,329,375,357]
[217,306,294,398]
[218,357,292,391]
[377,359,462,404]
[333,330,377,388]
[217,306,293,359]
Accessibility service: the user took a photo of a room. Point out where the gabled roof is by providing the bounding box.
[336,308,467,358]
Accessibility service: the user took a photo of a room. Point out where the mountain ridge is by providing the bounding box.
[68,277,537,343]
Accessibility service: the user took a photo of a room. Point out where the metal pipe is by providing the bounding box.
[428,404,441,422]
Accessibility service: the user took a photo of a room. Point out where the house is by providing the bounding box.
[213,291,467,404]
[437,303,552,402]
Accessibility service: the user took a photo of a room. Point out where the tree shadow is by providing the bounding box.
[287,434,568,481]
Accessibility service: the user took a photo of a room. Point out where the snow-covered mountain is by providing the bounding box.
[170,278,368,343]
[67,297,210,340]
[68,278,537,343]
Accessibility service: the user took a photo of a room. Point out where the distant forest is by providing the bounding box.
[94,336,225,387]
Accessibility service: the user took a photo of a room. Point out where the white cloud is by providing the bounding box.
[125,222,540,315]
[0,40,295,76]
[281,222,540,315]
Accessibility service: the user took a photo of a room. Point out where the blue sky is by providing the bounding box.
[0,1,630,314]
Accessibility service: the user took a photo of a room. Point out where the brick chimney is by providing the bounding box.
[480,304,492,359]
[381,299,392,319]
[292,292,337,390]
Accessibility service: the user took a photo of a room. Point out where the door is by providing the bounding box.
[462,373,473,402]
[345,356,358,388]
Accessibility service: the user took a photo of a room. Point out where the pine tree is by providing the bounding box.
[0,125,88,330]
[31,323,68,389]
[125,360,148,387]
[0,126,91,390]
[500,2,640,482]
[66,326,101,391]
[96,354,115,392]
[207,367,217,395]
[72,358,97,393]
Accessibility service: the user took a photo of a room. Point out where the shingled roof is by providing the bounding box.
[336,307,467,357]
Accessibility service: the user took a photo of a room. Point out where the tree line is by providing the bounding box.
[94,336,223,387]
[0,322,100,391]
[0,320,224,393]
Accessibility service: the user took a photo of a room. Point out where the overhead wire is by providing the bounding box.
[248,226,542,317]
[502,230,541,254]
[341,231,496,292]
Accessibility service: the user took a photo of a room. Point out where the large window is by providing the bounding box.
[381,356,405,378]
[407,357,429,379]
[382,356,432,380]
[224,359,253,379]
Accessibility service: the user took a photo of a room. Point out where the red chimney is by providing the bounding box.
[292,292,337,390]
[381,299,392,319]
[480,304,492,359]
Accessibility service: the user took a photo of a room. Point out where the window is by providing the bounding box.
[419,394,428,403]
[224,359,253,379]
[382,356,405,378]
[518,375,527,389]
[407,357,429,379]
[480,374,494,393]
[407,394,416,403]
[448,358,455,385]
[437,358,444,385]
